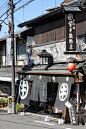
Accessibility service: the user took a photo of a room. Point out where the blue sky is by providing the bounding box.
[0,0,64,38]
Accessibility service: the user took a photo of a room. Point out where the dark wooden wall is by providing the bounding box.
[34,12,86,45]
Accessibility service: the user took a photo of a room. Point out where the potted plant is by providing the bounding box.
[0,99,1,107]
[1,98,5,108]
[16,103,24,113]
[5,98,8,107]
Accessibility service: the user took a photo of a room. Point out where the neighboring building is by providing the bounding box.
[17,0,86,123]
[0,28,34,96]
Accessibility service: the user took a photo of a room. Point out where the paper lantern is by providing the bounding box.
[67,63,76,71]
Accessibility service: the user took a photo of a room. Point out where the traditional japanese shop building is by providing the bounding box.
[17,1,86,124]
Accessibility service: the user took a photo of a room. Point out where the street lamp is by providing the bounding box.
[0,20,8,31]
[38,49,53,65]
[0,20,10,34]
[0,24,2,31]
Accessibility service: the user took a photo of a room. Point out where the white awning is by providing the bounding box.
[0,76,18,83]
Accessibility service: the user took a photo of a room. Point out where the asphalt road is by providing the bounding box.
[0,111,86,129]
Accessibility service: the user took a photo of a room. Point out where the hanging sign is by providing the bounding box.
[54,77,74,110]
[19,80,31,105]
[65,13,76,51]
[31,81,47,102]
[54,82,72,110]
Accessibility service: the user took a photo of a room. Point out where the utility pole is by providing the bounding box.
[9,0,16,114]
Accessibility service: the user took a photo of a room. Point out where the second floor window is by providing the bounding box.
[17,44,26,60]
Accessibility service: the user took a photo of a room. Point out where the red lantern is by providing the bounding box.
[67,63,76,71]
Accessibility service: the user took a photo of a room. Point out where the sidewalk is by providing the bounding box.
[0,106,86,126]
[0,106,11,112]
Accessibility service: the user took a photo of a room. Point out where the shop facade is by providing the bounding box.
[17,1,86,124]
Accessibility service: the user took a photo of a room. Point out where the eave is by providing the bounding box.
[18,7,63,28]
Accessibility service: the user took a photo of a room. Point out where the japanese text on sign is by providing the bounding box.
[66,13,76,51]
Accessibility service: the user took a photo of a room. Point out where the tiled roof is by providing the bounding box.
[0,66,22,77]
[0,28,30,40]
[19,61,86,75]
[20,63,71,75]
[48,64,67,70]
[31,65,48,70]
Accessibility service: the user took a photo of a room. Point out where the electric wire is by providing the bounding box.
[0,0,35,24]
[0,8,10,19]
[0,0,8,9]
[27,0,41,19]
[0,0,9,20]
[0,3,8,12]
[0,0,22,19]
[14,0,22,6]
[23,0,25,21]
[14,0,34,12]
[6,3,10,23]
[14,17,22,23]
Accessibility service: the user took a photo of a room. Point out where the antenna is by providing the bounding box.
[42,0,43,14]
[55,0,56,7]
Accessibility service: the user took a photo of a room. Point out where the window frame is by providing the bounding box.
[17,44,26,60]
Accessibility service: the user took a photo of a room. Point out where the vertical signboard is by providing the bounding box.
[65,13,76,51]
[6,38,12,66]
[6,38,16,66]
[65,101,77,125]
